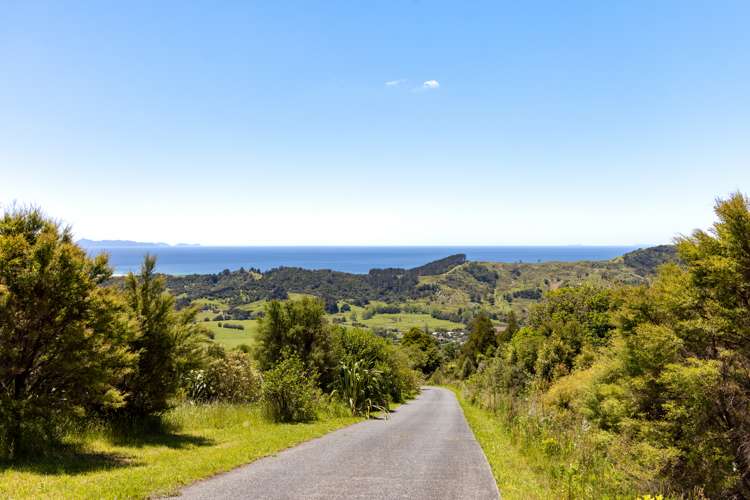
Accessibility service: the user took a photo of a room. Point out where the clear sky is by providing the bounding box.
[1,1,748,245]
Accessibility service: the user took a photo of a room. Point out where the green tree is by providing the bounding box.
[499,310,519,342]
[0,208,132,456]
[670,192,750,495]
[401,327,441,374]
[461,314,496,368]
[588,192,750,496]
[255,297,335,387]
[119,256,206,417]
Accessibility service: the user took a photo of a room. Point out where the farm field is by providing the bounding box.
[203,320,259,349]
[349,312,463,332]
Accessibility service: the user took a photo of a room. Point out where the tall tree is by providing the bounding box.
[120,256,206,417]
[499,310,519,342]
[461,314,496,368]
[0,208,132,456]
[673,192,750,495]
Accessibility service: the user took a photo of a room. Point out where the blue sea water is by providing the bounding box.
[85,246,642,276]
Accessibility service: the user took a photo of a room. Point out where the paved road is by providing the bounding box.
[177,386,499,500]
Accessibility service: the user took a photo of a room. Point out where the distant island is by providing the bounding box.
[77,239,199,248]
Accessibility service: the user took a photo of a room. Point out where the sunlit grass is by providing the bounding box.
[204,319,259,348]
[453,389,555,499]
[0,403,359,499]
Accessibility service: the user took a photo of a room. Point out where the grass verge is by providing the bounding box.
[0,403,360,499]
[452,387,642,500]
[452,388,556,500]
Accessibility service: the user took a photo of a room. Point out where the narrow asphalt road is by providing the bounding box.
[177,386,499,500]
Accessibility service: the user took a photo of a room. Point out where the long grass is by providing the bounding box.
[0,402,359,499]
[452,387,640,500]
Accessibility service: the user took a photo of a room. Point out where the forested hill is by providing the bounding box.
[165,253,467,307]
[620,244,679,275]
[162,248,675,312]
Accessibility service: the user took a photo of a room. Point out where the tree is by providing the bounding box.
[590,192,750,496]
[0,208,132,456]
[401,327,441,374]
[500,310,519,342]
[255,297,335,387]
[670,192,750,495]
[461,314,496,366]
[119,256,206,417]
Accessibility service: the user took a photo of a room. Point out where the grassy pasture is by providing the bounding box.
[203,319,259,349]
[0,404,359,499]
[355,312,463,332]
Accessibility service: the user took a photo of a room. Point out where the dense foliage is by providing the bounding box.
[401,327,442,375]
[0,208,212,456]
[254,298,421,416]
[261,355,320,423]
[332,326,420,405]
[0,208,133,457]
[119,256,207,416]
[255,297,335,387]
[187,349,261,404]
[459,193,750,498]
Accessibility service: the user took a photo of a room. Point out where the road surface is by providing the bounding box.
[177,386,499,499]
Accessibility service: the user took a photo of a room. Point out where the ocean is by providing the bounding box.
[83,246,642,276]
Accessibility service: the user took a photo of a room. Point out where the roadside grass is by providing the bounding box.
[204,320,259,349]
[452,389,556,500]
[453,388,641,500]
[0,403,360,500]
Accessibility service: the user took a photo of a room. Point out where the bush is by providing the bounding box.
[255,297,335,388]
[333,360,388,417]
[332,327,421,403]
[261,356,320,423]
[187,351,261,403]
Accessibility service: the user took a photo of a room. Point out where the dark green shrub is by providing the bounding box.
[255,298,335,388]
[261,356,319,422]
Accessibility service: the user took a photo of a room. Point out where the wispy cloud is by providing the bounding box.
[422,80,440,90]
[385,79,406,87]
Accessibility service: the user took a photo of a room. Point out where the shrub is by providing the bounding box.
[187,351,261,403]
[332,327,421,403]
[261,355,320,423]
[255,297,335,388]
[333,360,388,417]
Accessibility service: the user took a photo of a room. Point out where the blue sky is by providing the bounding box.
[1,1,748,245]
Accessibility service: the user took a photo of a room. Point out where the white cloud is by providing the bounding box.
[385,79,406,87]
[422,80,440,89]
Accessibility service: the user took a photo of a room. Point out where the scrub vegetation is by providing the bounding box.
[440,192,750,499]
[0,207,421,499]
